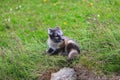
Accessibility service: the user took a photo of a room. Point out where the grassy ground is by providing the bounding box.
[0,0,120,80]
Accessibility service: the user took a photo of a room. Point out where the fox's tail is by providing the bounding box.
[67,49,79,60]
[66,40,80,61]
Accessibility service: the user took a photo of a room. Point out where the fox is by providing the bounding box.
[47,27,80,61]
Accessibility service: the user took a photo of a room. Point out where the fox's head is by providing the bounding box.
[48,27,64,43]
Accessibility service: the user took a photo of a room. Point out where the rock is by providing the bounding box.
[51,67,77,80]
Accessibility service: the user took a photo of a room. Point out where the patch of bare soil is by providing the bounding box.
[39,66,120,80]
[39,68,57,80]
[74,66,120,80]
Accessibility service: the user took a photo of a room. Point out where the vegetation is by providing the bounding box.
[0,0,120,80]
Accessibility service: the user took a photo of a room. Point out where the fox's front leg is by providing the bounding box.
[47,48,58,55]
[47,48,55,55]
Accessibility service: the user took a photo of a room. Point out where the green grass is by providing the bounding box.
[0,0,120,80]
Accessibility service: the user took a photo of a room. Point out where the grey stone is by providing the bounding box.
[51,67,77,80]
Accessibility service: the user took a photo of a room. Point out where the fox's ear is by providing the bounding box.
[56,27,63,35]
[56,26,60,30]
[48,28,52,34]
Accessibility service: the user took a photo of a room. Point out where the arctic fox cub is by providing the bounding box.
[47,27,80,60]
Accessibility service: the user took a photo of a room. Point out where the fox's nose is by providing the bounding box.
[62,39,64,41]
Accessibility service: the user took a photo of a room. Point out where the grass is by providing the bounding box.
[0,0,120,80]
